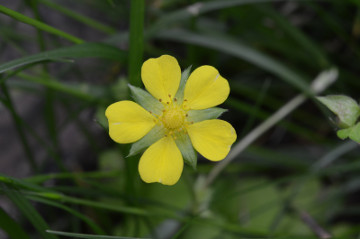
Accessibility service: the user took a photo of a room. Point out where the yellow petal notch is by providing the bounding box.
[187,119,236,161]
[105,100,156,144]
[141,55,181,102]
[183,66,230,110]
[138,137,183,185]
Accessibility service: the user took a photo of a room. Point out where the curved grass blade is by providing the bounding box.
[2,184,58,239]
[149,0,298,35]
[28,196,105,235]
[38,0,116,34]
[0,42,126,74]
[0,5,83,44]
[46,230,150,239]
[0,207,30,239]
[156,29,310,93]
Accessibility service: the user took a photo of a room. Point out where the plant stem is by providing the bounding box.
[205,69,338,187]
[128,0,145,87]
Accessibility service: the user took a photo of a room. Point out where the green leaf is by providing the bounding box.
[175,65,192,104]
[128,125,166,157]
[337,128,352,140]
[46,230,150,239]
[349,122,360,143]
[317,95,360,128]
[0,207,30,239]
[0,43,126,74]
[175,133,197,170]
[187,107,227,123]
[128,84,164,115]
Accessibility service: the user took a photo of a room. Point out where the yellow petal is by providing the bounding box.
[183,66,230,110]
[141,55,181,102]
[187,119,236,161]
[139,137,183,185]
[105,100,156,144]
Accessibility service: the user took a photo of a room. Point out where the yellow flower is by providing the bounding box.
[105,55,237,185]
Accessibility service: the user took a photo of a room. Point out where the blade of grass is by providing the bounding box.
[155,29,310,93]
[28,197,105,235]
[0,4,83,44]
[2,184,58,239]
[148,0,302,35]
[257,5,329,68]
[38,0,116,34]
[128,0,145,87]
[46,230,150,239]
[0,207,30,239]
[26,0,64,172]
[0,42,126,74]
[16,72,97,102]
[0,81,38,171]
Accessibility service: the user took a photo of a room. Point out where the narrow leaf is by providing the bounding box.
[46,230,150,239]
[2,184,58,239]
[0,5,83,44]
[0,207,30,239]
[0,43,126,74]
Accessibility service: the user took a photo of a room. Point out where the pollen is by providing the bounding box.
[161,107,185,129]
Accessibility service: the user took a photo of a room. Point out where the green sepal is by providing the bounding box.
[336,122,360,143]
[187,107,227,123]
[337,128,352,140]
[128,84,163,115]
[349,123,360,143]
[317,95,360,128]
[128,125,166,157]
[175,132,197,170]
[174,65,192,104]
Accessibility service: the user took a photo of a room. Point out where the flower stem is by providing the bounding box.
[128,0,145,87]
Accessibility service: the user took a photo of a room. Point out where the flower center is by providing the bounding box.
[162,107,185,129]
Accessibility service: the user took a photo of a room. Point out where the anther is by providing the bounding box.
[166,102,169,104]
[159,99,162,102]
[168,94,171,98]
[185,114,188,117]
[174,98,177,102]
[184,99,188,101]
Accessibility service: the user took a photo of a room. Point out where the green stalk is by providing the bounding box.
[128,0,145,87]
[125,0,145,210]
[27,0,64,172]
[0,4,83,44]
[0,81,38,172]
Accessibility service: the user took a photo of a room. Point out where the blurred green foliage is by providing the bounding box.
[0,0,360,238]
